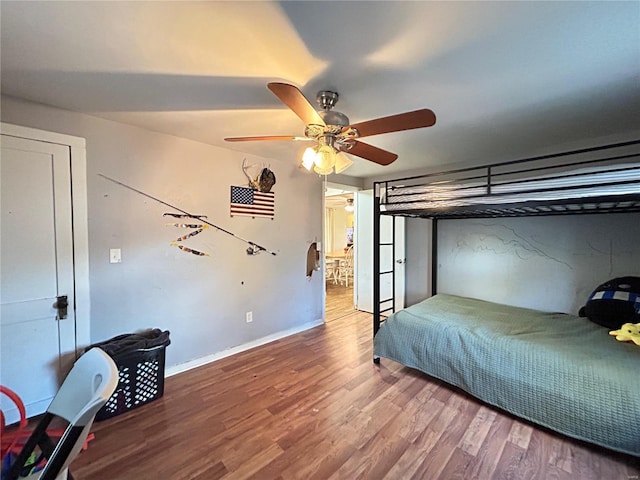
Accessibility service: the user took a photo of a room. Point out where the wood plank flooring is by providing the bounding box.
[325,280,355,323]
[69,310,639,479]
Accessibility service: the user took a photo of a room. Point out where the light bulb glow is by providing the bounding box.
[301,147,316,170]
[345,198,354,212]
[299,142,354,175]
[313,163,334,175]
[315,144,336,170]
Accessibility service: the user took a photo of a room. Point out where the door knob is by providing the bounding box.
[55,295,68,320]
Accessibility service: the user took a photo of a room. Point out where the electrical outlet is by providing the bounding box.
[246,311,253,323]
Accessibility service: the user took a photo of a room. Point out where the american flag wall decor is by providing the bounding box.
[230,186,275,218]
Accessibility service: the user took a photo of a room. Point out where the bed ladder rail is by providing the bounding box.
[373,181,397,338]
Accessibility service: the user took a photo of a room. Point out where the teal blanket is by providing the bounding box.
[373,294,640,457]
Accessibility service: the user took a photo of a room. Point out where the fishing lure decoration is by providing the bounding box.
[166,217,211,256]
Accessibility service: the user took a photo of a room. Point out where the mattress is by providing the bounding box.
[373,294,640,456]
[382,163,640,211]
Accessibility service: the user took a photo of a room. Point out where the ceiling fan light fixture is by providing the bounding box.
[315,144,336,170]
[313,163,334,175]
[334,152,353,174]
[300,144,354,176]
[345,198,354,212]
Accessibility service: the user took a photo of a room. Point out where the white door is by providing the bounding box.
[355,190,405,313]
[0,135,76,423]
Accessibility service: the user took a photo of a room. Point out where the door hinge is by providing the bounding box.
[55,295,68,320]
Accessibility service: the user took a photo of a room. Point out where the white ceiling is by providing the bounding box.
[2,1,639,179]
[325,190,353,210]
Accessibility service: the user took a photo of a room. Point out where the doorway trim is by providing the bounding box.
[1,122,90,352]
[324,181,361,319]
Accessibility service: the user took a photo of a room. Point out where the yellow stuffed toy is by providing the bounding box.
[609,323,640,346]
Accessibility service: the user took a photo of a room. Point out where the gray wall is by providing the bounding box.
[1,95,324,370]
[437,215,640,314]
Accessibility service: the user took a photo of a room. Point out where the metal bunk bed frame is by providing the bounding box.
[373,139,640,345]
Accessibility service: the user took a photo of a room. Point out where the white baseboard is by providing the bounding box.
[2,397,52,425]
[165,318,324,377]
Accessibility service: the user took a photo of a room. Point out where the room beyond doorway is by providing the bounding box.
[324,186,356,321]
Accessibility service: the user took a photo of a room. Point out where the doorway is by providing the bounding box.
[324,186,356,322]
[322,185,406,323]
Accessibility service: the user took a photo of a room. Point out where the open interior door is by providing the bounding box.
[355,190,405,313]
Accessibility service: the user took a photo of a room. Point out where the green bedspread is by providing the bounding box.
[373,294,640,457]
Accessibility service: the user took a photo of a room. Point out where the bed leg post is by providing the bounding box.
[431,218,438,296]
[373,356,380,364]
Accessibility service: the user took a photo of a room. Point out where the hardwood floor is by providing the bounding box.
[69,310,639,479]
[325,280,355,322]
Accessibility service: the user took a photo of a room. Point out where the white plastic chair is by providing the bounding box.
[6,348,118,480]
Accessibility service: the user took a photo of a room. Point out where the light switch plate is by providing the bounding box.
[110,248,122,263]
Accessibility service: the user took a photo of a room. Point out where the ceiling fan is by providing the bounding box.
[224,82,436,175]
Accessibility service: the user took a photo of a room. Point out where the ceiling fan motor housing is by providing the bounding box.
[316,90,350,127]
[317,90,339,109]
[319,110,350,126]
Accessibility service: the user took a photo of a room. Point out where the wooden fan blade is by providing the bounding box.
[224,135,309,142]
[350,109,436,138]
[267,82,326,126]
[346,141,398,166]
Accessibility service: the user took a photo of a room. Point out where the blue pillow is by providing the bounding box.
[578,276,640,329]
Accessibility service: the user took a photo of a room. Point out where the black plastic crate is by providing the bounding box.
[96,344,166,421]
